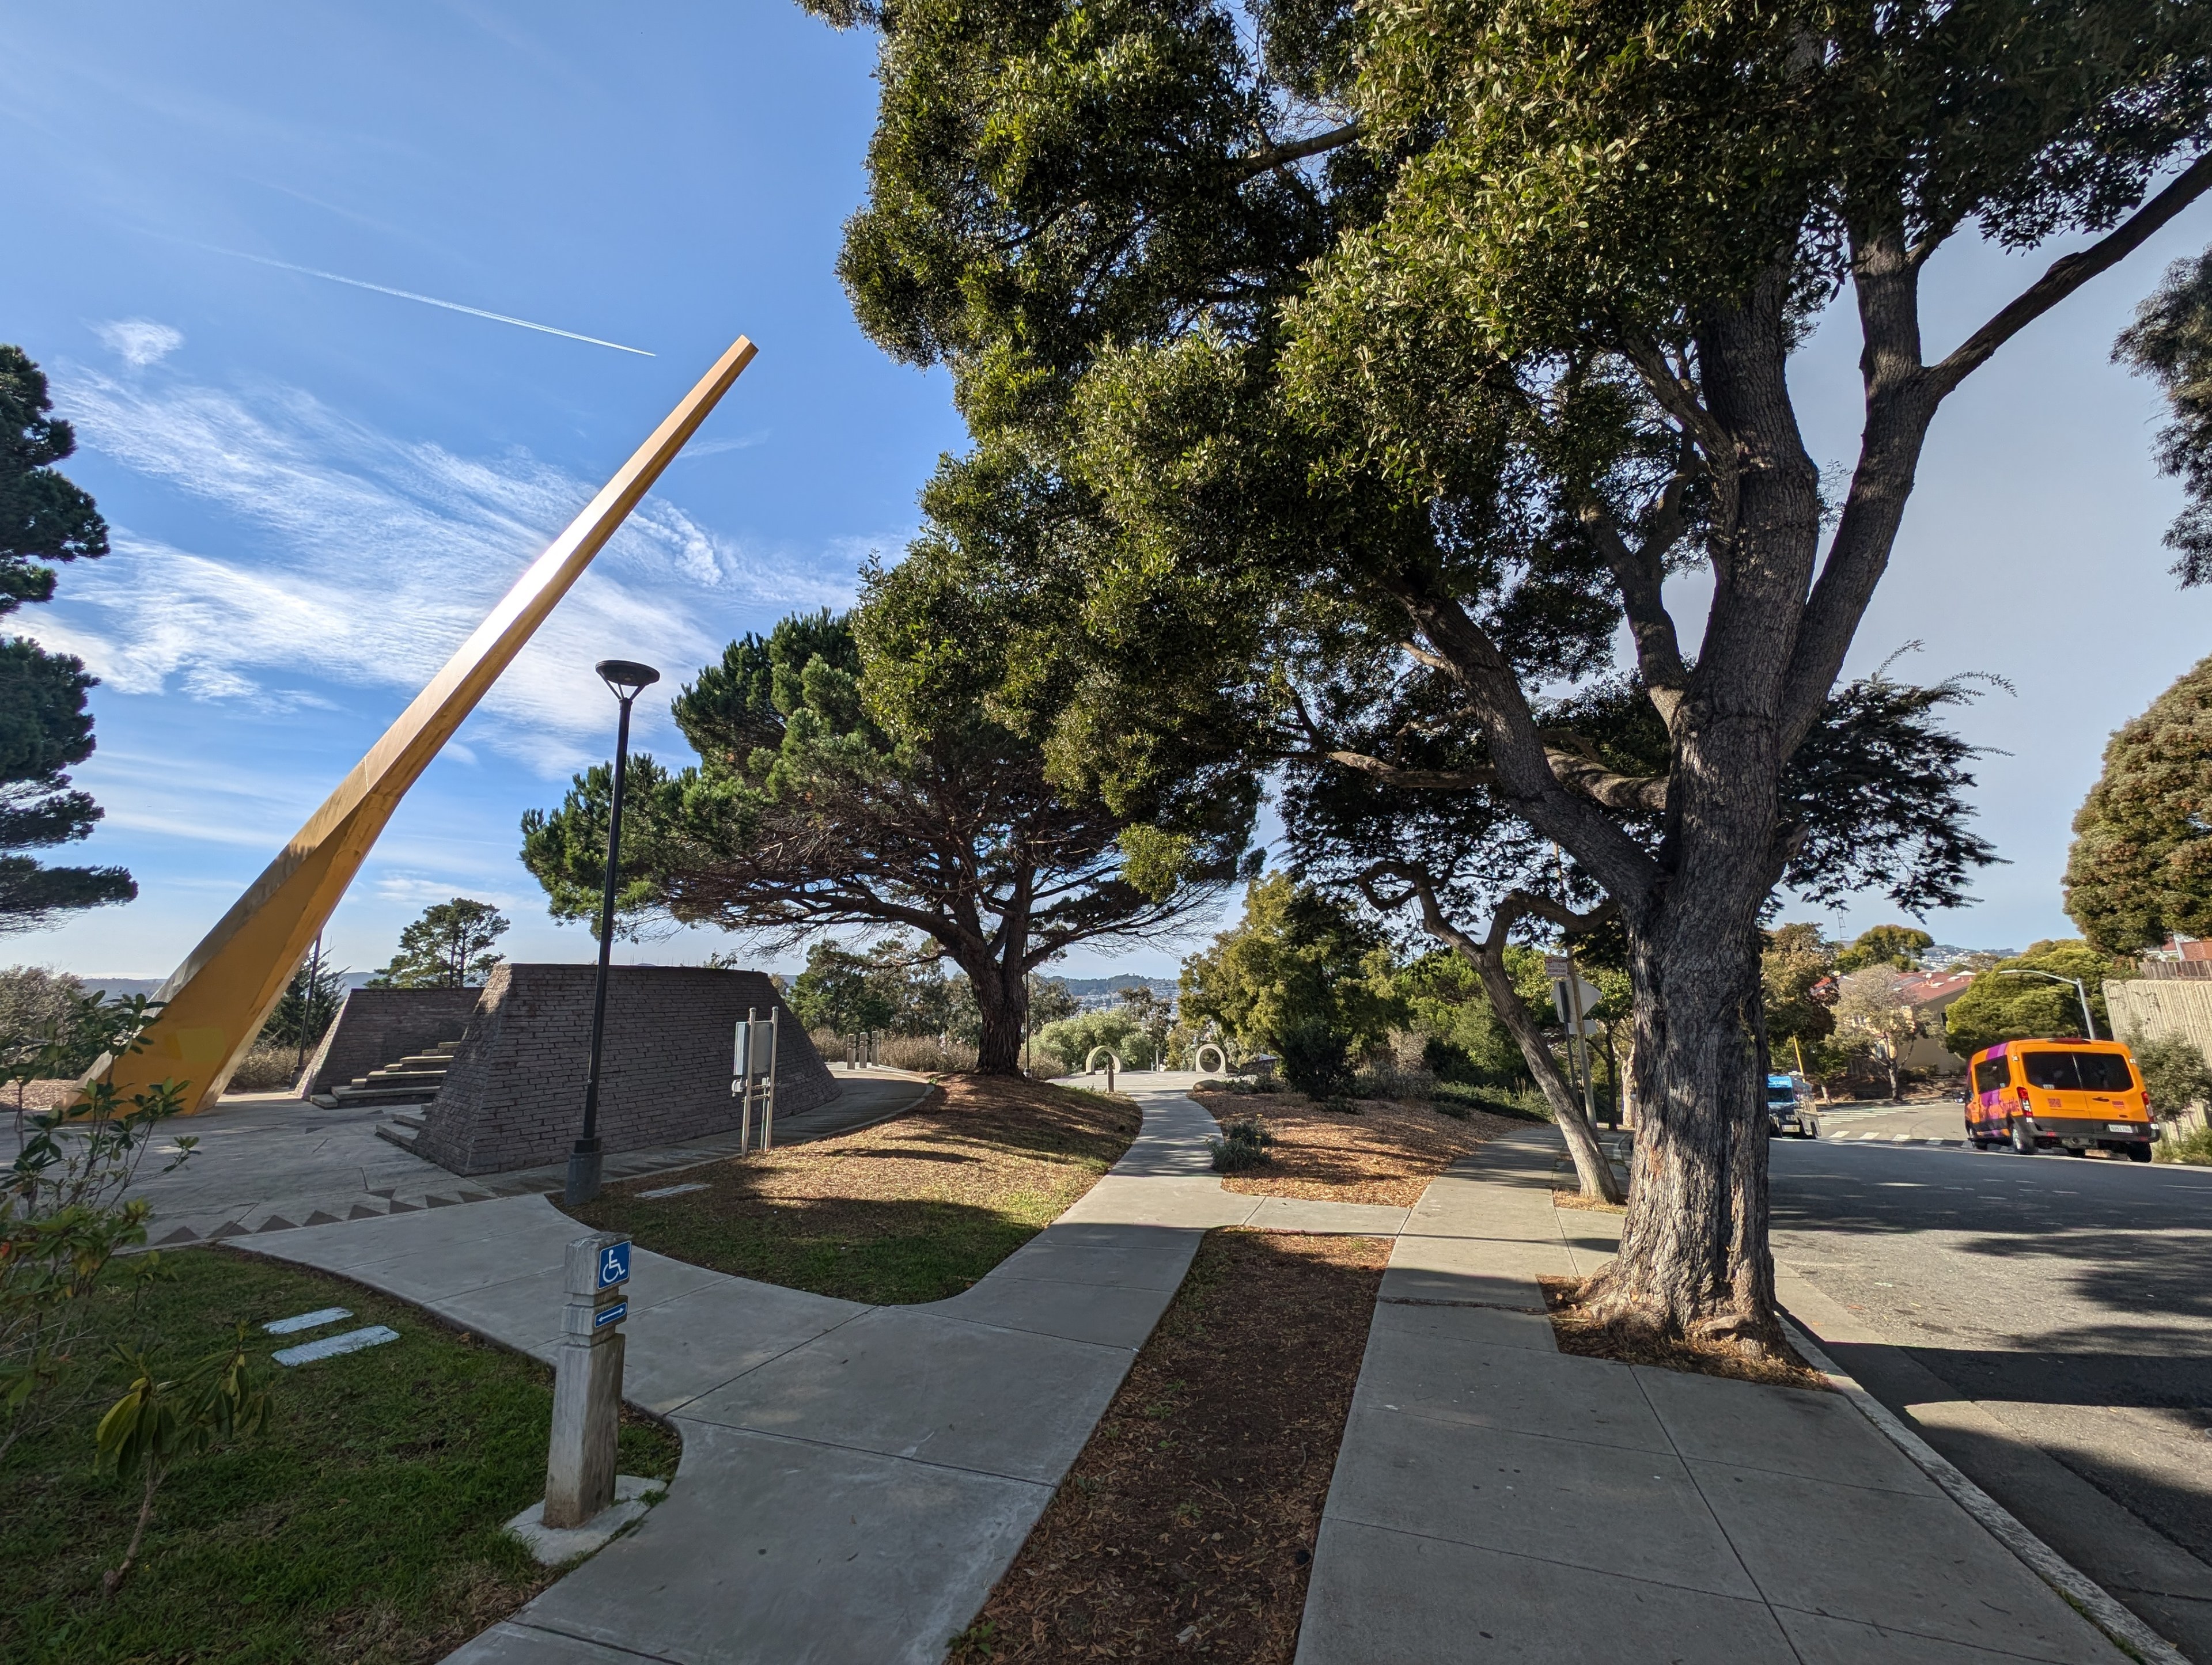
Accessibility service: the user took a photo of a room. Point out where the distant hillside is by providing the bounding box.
[1055,974,1176,998]
[76,971,380,1000]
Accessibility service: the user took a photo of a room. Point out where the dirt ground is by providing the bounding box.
[1191,1091,1524,1206]
[953,1230,1391,1663]
[1538,1275,1830,1391]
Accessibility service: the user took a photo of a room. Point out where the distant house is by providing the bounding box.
[1896,970,1974,1075]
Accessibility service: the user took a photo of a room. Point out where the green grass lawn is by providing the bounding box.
[0,1248,680,1664]
[572,1075,1141,1304]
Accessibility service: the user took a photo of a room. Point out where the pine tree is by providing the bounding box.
[0,346,131,931]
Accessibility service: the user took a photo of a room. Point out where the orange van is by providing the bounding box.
[1964,1040,2157,1160]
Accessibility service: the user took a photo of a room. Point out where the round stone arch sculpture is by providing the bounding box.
[1194,1042,1227,1077]
[1084,1046,1124,1075]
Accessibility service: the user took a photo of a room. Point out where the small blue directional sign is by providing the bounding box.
[598,1240,632,1289]
[593,1300,628,1328]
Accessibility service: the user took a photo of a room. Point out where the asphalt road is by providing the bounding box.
[1771,1126,2212,1657]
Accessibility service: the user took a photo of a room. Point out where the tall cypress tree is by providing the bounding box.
[0,346,132,932]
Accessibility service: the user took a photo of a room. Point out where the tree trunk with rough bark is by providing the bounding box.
[960,953,1030,1075]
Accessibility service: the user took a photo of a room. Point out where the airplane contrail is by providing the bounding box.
[213,247,654,356]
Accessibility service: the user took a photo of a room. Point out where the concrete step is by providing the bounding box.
[332,1082,439,1108]
[390,1112,427,1131]
[374,1122,419,1152]
[358,1068,449,1090]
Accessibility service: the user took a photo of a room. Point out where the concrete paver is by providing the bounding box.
[1296,1125,2131,1665]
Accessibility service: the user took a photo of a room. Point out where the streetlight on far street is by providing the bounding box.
[1998,968,2099,1041]
[565,658,661,1208]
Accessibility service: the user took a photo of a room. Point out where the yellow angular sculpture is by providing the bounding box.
[104,336,759,1113]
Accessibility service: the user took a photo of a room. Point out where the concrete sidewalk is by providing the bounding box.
[1295,1127,2132,1663]
[239,1079,1399,1663]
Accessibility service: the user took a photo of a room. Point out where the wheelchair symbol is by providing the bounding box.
[597,1241,631,1289]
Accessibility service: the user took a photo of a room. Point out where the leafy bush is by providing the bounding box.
[2130,1031,2212,1122]
[2156,1116,2212,1165]
[5,1056,194,1462]
[1207,1117,1274,1173]
[1276,1017,1353,1100]
[1035,1011,1156,1073]
[1353,1060,1437,1102]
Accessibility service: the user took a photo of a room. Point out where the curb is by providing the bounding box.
[1779,1313,2188,1665]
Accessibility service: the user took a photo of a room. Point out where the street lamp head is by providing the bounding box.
[596,659,661,703]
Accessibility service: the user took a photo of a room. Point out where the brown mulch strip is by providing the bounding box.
[1192,1091,1522,1207]
[1538,1276,1831,1392]
[953,1230,1391,1663]
[1552,1188,1627,1213]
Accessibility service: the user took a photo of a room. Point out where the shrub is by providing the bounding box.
[1277,1017,1353,1100]
[224,1044,306,1094]
[876,1036,979,1075]
[1207,1117,1274,1172]
[2130,1031,2212,1122]
[1353,1060,1437,1102]
[2156,1116,2212,1165]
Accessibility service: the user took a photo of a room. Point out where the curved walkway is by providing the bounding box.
[238,1078,1400,1663]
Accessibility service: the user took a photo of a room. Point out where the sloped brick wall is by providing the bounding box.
[304,986,485,1097]
[412,965,838,1175]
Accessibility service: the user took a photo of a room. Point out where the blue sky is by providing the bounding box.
[5,3,2212,983]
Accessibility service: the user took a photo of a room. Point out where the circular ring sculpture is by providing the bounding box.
[1194,1042,1227,1076]
[1084,1046,1124,1075]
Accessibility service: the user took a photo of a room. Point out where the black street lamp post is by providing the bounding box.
[566,658,661,1208]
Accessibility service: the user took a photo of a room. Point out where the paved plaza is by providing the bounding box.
[1,1068,935,1247]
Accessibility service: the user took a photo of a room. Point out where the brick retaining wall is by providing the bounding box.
[412,965,838,1175]
[303,986,486,1097]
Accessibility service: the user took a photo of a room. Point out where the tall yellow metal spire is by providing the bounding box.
[106,336,759,1113]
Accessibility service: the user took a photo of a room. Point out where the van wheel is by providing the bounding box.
[2128,1143,2154,1163]
[2063,1144,2087,1158]
[2011,1119,2036,1154]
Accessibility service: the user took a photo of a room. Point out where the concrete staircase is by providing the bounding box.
[315,1037,462,1119]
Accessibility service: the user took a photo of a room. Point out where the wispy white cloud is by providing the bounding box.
[42,366,860,773]
[92,318,183,366]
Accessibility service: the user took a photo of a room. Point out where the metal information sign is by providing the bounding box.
[732,1006,779,1154]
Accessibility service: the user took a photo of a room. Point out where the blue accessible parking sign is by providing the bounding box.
[598,1240,631,1289]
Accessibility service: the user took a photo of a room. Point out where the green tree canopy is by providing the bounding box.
[1178,873,1403,1056]
[2065,651,2212,953]
[1834,925,1936,974]
[0,348,131,933]
[369,898,510,989]
[1943,940,2115,1060]
[802,0,2212,1335]
[521,602,1255,1073]
[789,940,898,1037]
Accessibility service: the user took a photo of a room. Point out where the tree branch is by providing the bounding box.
[1578,502,1689,734]
[1357,862,1622,1201]
[1225,120,1363,185]
[1933,151,2212,393]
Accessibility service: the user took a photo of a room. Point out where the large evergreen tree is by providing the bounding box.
[2066,651,2212,953]
[0,347,131,932]
[521,600,1256,1073]
[800,0,2212,1343]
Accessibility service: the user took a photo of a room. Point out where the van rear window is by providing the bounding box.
[2021,1051,2135,1092]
